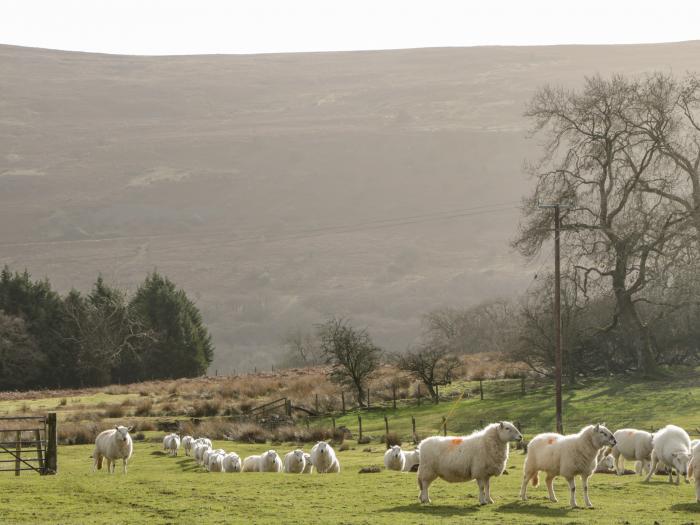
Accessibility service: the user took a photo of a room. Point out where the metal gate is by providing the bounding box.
[0,413,57,475]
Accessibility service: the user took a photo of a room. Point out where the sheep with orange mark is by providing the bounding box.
[520,424,616,508]
[610,428,653,475]
[417,422,522,505]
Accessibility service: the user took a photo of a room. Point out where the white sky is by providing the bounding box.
[1,0,700,56]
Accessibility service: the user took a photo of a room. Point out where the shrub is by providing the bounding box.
[58,422,101,445]
[191,399,221,418]
[383,432,401,448]
[134,399,153,417]
[59,398,67,407]
[102,404,125,419]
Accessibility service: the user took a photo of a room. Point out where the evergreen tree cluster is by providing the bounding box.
[0,267,213,390]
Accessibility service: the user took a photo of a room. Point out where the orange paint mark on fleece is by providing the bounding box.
[627,431,635,436]
[450,438,463,446]
[547,438,557,445]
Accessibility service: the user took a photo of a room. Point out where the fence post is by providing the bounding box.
[442,416,447,437]
[15,430,21,477]
[412,416,416,442]
[367,388,370,408]
[417,384,421,406]
[384,415,389,443]
[479,380,484,401]
[392,385,397,410]
[521,376,525,397]
[341,392,346,414]
[305,417,310,430]
[332,417,336,433]
[358,415,363,442]
[435,384,439,404]
[34,429,44,474]
[315,394,319,414]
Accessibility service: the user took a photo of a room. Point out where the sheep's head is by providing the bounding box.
[593,424,616,448]
[265,450,279,465]
[293,450,305,462]
[316,441,329,455]
[230,455,241,472]
[598,454,615,470]
[497,421,523,443]
[671,451,691,476]
[304,453,313,465]
[390,445,403,459]
[114,425,131,443]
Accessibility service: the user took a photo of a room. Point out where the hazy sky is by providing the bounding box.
[2,0,700,55]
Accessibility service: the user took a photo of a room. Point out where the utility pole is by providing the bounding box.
[538,202,569,434]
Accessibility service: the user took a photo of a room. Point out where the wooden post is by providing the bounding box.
[34,429,44,474]
[315,394,319,414]
[305,417,310,430]
[341,392,346,414]
[367,388,370,408]
[435,384,439,404]
[332,418,336,432]
[442,416,447,437]
[392,384,397,410]
[521,376,526,397]
[479,380,484,401]
[412,416,416,440]
[358,415,363,442]
[384,415,389,441]
[15,430,21,477]
[417,384,421,406]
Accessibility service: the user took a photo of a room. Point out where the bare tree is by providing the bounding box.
[283,327,323,366]
[395,344,459,403]
[317,317,381,406]
[515,75,685,376]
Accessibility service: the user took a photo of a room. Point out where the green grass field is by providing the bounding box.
[0,438,698,524]
[1,371,700,524]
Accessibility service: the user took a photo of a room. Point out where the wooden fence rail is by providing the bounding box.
[0,413,56,476]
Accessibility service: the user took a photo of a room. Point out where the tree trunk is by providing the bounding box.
[355,382,365,407]
[615,287,659,377]
[426,383,438,404]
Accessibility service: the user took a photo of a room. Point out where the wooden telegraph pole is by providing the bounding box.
[538,202,569,434]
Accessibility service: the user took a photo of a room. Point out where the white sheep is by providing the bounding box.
[403,449,420,472]
[594,454,615,473]
[418,422,521,505]
[193,442,210,465]
[164,434,181,456]
[242,450,283,472]
[302,453,313,474]
[182,435,195,456]
[284,450,306,473]
[688,442,700,503]
[310,442,340,474]
[93,425,134,474]
[203,448,225,470]
[222,453,242,473]
[644,424,691,485]
[207,450,226,472]
[196,437,212,448]
[384,445,405,471]
[611,428,653,475]
[520,424,615,508]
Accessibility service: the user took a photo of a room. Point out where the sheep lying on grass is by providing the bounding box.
[594,454,615,473]
[645,425,691,485]
[520,424,615,508]
[284,450,306,473]
[93,425,133,474]
[611,428,653,476]
[418,421,522,505]
[384,445,405,471]
[311,442,340,473]
[242,450,283,472]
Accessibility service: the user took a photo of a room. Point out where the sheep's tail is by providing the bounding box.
[531,473,539,487]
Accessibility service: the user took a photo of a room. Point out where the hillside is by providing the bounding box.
[2,42,700,370]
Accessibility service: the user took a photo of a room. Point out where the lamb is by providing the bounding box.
[520,424,615,508]
[403,449,420,472]
[222,453,242,473]
[207,450,226,472]
[310,442,340,474]
[93,425,134,474]
[302,453,313,474]
[182,435,195,456]
[384,445,405,471]
[418,421,522,505]
[611,428,653,475]
[688,441,700,503]
[242,450,283,472]
[163,433,181,456]
[644,424,691,485]
[594,454,615,473]
[284,450,306,473]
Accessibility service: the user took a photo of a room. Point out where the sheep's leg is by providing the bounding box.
[476,478,486,505]
[417,468,435,504]
[123,458,128,475]
[485,476,494,504]
[644,452,658,482]
[695,479,700,503]
[582,475,593,508]
[519,469,531,501]
[567,477,578,508]
[612,449,623,475]
[545,475,557,503]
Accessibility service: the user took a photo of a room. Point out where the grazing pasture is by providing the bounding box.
[0,437,698,524]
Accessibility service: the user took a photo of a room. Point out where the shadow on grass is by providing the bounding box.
[150,451,167,456]
[175,458,201,472]
[670,502,700,512]
[495,500,576,518]
[382,504,479,517]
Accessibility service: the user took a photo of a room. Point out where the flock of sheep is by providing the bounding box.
[163,433,340,473]
[92,421,700,509]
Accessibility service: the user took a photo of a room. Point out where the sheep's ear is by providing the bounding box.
[114,425,119,430]
[594,424,600,431]
[499,422,504,429]
[127,426,133,432]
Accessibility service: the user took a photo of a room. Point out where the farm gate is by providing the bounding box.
[0,413,57,475]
